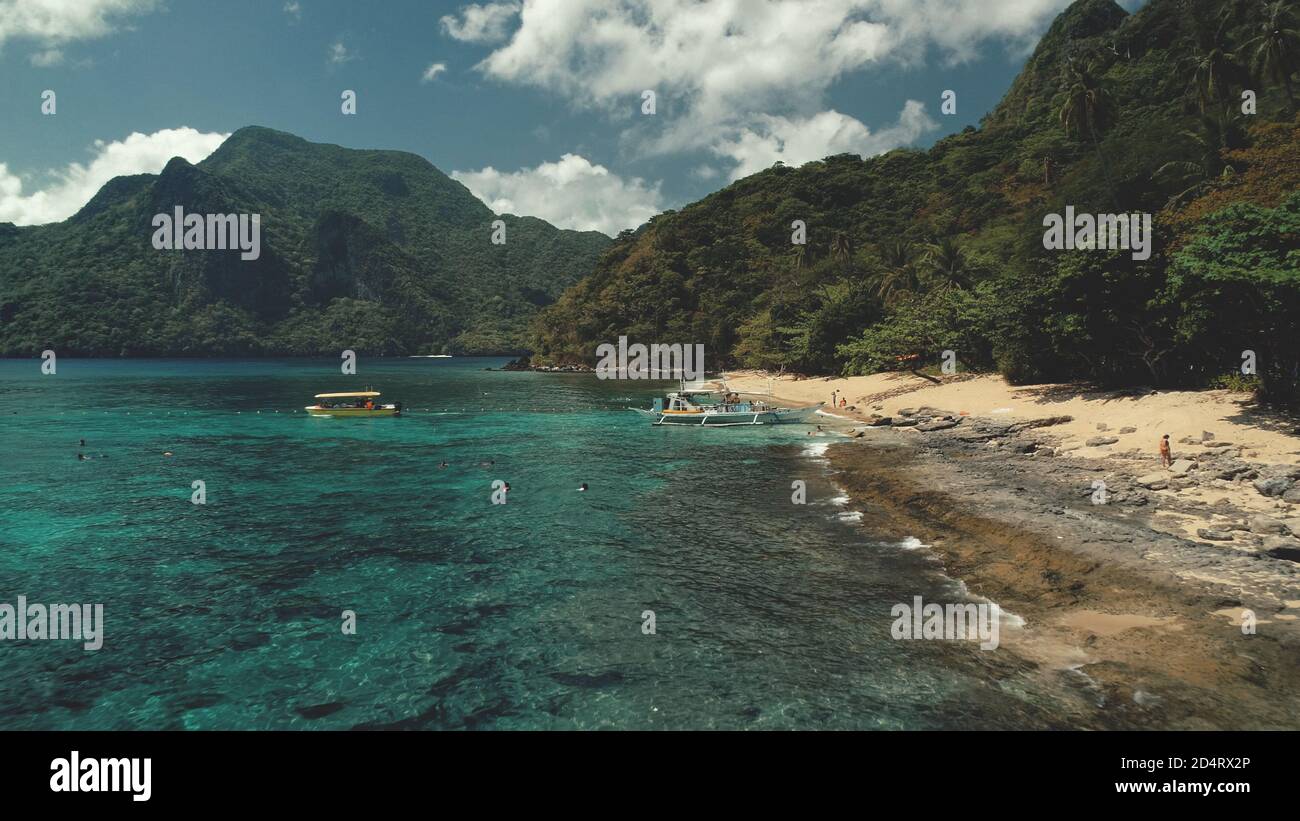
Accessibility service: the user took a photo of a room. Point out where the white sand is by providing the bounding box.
[723,370,1300,545]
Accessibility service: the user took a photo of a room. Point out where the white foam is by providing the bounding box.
[829,493,850,506]
[834,511,863,523]
[802,441,831,458]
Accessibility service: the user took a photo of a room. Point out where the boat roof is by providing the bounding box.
[315,391,381,398]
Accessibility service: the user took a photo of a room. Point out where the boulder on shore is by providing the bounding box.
[1086,436,1120,447]
[1249,515,1290,535]
[1169,458,1196,476]
[1253,477,1294,498]
[917,418,960,432]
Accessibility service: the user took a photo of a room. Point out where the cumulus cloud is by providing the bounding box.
[29,47,64,66]
[328,40,354,64]
[421,61,447,83]
[452,154,664,236]
[0,0,159,47]
[468,0,1071,173]
[0,127,229,226]
[440,2,521,43]
[283,1,301,22]
[713,101,936,180]
[870,0,1074,63]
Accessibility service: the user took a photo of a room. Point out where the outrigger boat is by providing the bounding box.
[631,379,823,426]
[305,390,402,417]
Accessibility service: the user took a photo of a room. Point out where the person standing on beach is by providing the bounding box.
[1159,434,1172,468]
[832,390,837,408]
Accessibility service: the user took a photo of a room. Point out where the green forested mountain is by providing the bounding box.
[0,126,610,356]
[533,0,1300,404]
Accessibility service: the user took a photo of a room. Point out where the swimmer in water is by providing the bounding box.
[439,461,448,469]
[163,451,173,457]
[578,483,588,492]
[77,453,86,461]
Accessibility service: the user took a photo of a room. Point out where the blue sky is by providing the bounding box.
[0,0,1145,234]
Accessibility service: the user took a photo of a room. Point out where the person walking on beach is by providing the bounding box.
[831,390,837,408]
[1159,434,1172,468]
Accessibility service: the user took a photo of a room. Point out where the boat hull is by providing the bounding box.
[305,406,400,417]
[632,404,822,426]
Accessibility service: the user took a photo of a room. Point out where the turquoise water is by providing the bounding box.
[1,358,1092,729]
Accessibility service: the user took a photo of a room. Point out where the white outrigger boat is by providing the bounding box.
[305,390,402,417]
[631,379,823,426]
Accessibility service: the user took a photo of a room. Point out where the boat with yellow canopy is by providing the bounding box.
[305,390,402,417]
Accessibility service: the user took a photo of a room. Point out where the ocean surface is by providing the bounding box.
[0,357,1099,729]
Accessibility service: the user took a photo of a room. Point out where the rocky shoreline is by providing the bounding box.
[847,406,1300,562]
[824,410,1300,728]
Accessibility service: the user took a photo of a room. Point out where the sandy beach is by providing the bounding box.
[726,369,1300,728]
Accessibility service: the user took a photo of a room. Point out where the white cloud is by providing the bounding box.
[283,1,301,22]
[440,2,521,44]
[0,127,229,226]
[421,61,447,83]
[714,101,936,180]
[870,0,1072,63]
[328,40,354,64]
[29,47,64,66]
[0,0,159,47]
[453,154,664,236]
[471,0,1071,174]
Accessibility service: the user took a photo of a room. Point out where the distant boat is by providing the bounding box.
[306,390,402,417]
[631,380,822,426]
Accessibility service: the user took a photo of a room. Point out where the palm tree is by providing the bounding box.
[1190,18,1241,114]
[919,237,972,293]
[1059,58,1119,206]
[1245,0,1300,112]
[831,231,854,270]
[871,238,918,306]
[1152,112,1244,207]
